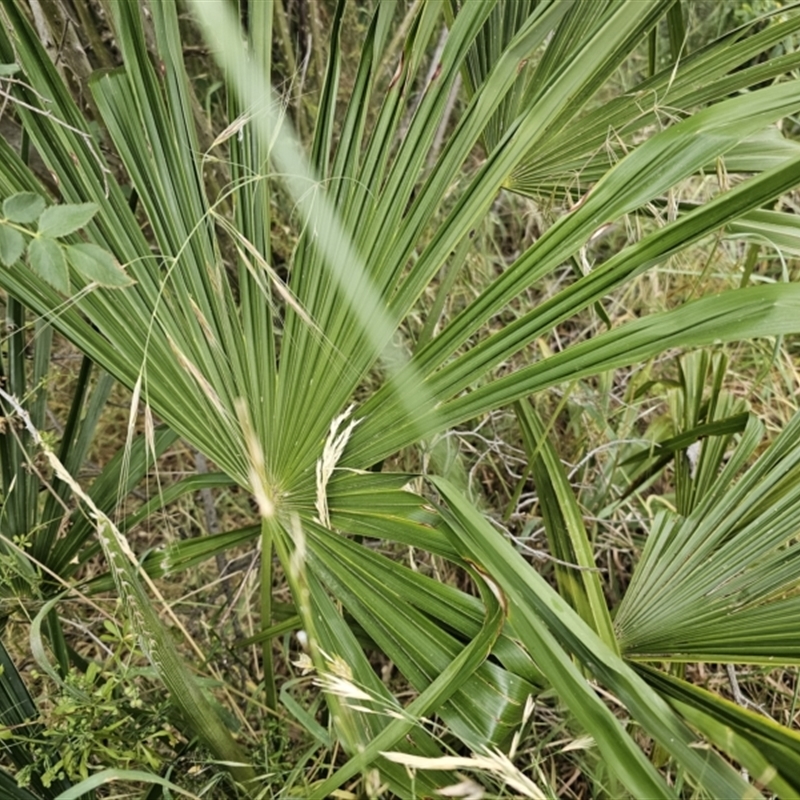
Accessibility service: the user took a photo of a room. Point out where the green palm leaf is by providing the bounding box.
[432,476,752,800]
[617,406,800,663]
[639,664,800,798]
[3,0,800,794]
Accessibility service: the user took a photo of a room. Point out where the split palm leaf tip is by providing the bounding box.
[1,0,800,795]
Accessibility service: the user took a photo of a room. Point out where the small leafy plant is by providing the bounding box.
[16,661,173,790]
[0,193,131,292]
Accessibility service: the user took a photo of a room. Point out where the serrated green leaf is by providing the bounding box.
[65,243,133,287]
[37,202,99,238]
[27,237,69,293]
[2,192,46,224]
[0,224,25,266]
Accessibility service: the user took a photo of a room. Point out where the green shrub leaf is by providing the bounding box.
[37,202,99,238]
[0,225,25,266]
[0,63,20,76]
[2,192,45,224]
[27,237,69,293]
[66,243,134,288]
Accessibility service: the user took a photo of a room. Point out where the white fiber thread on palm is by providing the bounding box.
[315,404,361,529]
